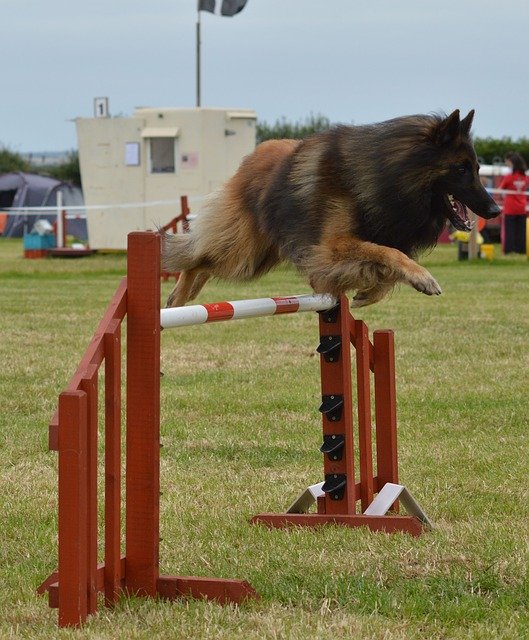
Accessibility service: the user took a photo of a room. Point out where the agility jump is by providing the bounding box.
[38,232,427,628]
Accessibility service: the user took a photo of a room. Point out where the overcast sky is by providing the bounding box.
[2,0,528,152]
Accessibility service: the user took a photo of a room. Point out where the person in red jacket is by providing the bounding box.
[499,152,529,254]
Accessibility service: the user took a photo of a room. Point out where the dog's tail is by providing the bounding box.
[161,231,199,272]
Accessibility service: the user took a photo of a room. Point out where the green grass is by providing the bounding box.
[1,237,529,639]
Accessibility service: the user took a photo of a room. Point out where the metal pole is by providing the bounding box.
[196,7,201,107]
[56,190,64,249]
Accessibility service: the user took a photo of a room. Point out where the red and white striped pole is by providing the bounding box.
[160,294,337,329]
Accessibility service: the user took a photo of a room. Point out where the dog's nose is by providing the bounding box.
[488,201,501,216]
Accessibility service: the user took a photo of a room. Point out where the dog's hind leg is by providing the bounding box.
[188,272,211,302]
[166,269,202,308]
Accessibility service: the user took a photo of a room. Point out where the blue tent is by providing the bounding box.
[0,172,87,239]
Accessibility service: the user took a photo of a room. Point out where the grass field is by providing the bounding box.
[1,237,529,639]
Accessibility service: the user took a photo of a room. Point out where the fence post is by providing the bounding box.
[58,390,88,628]
[354,319,375,511]
[373,330,399,491]
[80,368,98,614]
[125,232,161,596]
[104,322,122,605]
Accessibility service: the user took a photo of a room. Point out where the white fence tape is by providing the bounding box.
[2,189,526,217]
[2,194,207,215]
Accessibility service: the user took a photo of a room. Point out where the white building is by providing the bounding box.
[76,107,257,250]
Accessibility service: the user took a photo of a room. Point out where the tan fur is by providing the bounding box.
[164,140,299,306]
[163,136,442,308]
[289,138,324,201]
[305,236,440,307]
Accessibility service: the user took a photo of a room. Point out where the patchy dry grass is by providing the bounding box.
[1,237,529,639]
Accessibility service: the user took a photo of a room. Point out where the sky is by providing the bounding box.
[2,0,529,152]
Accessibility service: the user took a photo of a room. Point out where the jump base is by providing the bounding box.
[40,573,258,613]
[251,513,423,537]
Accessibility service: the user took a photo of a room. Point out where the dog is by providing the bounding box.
[162,109,500,308]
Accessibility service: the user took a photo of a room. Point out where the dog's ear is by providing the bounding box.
[435,109,461,145]
[460,110,475,136]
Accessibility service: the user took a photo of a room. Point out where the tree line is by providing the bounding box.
[256,114,529,164]
[2,115,528,185]
[0,147,81,185]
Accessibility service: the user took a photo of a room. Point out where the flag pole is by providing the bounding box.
[196,4,201,107]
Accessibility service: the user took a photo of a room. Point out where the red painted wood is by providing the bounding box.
[318,295,356,514]
[125,232,161,597]
[104,322,122,606]
[251,513,423,536]
[373,330,399,512]
[354,318,374,511]
[48,278,127,451]
[46,558,126,609]
[42,279,128,624]
[36,571,58,596]
[349,323,375,372]
[157,576,259,604]
[58,390,88,628]
[80,366,98,615]
[373,331,399,486]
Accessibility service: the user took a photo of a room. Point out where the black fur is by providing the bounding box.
[257,112,499,261]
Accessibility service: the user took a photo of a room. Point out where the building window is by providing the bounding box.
[149,137,177,173]
[125,142,140,166]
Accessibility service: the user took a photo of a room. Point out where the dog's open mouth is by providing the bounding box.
[446,194,472,231]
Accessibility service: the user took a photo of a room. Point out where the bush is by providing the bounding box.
[0,147,30,174]
[473,137,529,165]
[44,151,81,186]
[256,113,332,144]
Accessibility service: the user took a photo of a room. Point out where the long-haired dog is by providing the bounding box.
[162,109,499,308]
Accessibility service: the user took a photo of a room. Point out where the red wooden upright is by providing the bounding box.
[373,330,399,489]
[58,390,88,627]
[125,232,162,596]
[252,297,423,536]
[317,295,356,514]
[104,322,122,606]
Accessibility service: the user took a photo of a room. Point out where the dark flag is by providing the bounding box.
[198,0,248,17]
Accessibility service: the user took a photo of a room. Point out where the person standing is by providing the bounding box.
[499,152,529,254]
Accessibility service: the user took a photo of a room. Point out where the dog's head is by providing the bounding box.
[430,110,500,230]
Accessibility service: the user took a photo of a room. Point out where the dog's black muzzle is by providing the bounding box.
[483,199,501,218]
[459,185,501,220]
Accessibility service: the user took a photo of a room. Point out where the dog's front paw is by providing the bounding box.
[407,270,442,296]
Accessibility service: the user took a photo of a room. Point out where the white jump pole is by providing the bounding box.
[160,294,337,329]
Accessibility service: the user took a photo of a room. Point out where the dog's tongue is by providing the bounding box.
[451,198,472,231]
[454,199,467,220]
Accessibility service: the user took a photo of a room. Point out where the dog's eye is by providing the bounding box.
[455,164,467,175]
